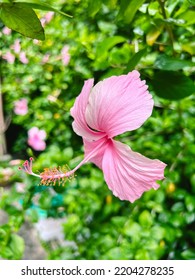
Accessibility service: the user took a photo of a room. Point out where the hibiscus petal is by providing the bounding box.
[85,70,154,138]
[70,137,108,174]
[83,137,108,169]
[71,79,105,141]
[102,140,166,202]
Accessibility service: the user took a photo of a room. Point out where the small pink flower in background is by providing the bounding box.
[14,98,28,115]
[28,127,47,151]
[2,51,15,64]
[42,53,50,64]
[19,51,29,64]
[15,182,26,193]
[12,39,21,54]
[41,11,54,27]
[44,11,54,23]
[61,45,70,66]
[2,26,11,35]
[2,168,14,181]
[33,39,39,45]
[20,71,166,203]
[40,18,46,27]
[11,40,29,63]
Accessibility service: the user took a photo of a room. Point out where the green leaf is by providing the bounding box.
[174,1,190,18]
[185,196,195,212]
[125,48,147,72]
[94,36,126,70]
[178,10,195,26]
[9,234,25,260]
[0,228,7,242]
[135,249,150,260]
[152,71,195,100]
[154,54,195,71]
[139,210,153,228]
[105,247,123,259]
[0,3,45,40]
[88,0,102,17]
[171,202,184,212]
[1,247,14,259]
[182,42,195,55]
[123,221,141,238]
[187,0,195,5]
[96,36,126,58]
[13,0,72,18]
[118,0,145,24]
[104,0,118,9]
[148,1,159,16]
[181,249,195,260]
[146,22,164,46]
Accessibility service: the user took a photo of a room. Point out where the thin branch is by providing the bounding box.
[0,91,7,156]
[157,0,175,54]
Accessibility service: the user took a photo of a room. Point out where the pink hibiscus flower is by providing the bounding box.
[2,51,15,64]
[21,71,166,202]
[2,26,11,35]
[40,11,54,27]
[61,45,70,66]
[12,39,21,54]
[27,127,46,151]
[19,51,29,64]
[14,98,28,115]
[42,53,50,64]
[44,11,54,24]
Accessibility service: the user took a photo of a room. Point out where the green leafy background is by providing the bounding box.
[0,0,195,260]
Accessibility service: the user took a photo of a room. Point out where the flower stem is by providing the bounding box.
[0,91,7,157]
[20,138,107,186]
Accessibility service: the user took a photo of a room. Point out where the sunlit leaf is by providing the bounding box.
[152,71,195,100]
[139,210,153,227]
[146,23,164,46]
[0,3,45,40]
[88,0,102,17]
[135,249,150,260]
[125,48,147,72]
[182,42,195,55]
[178,10,195,25]
[118,0,145,24]
[104,0,118,9]
[166,0,181,16]
[174,0,190,18]
[13,0,72,18]
[96,36,126,58]
[148,1,159,16]
[9,234,25,260]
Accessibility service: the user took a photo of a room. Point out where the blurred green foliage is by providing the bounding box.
[0,0,71,40]
[0,0,195,260]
